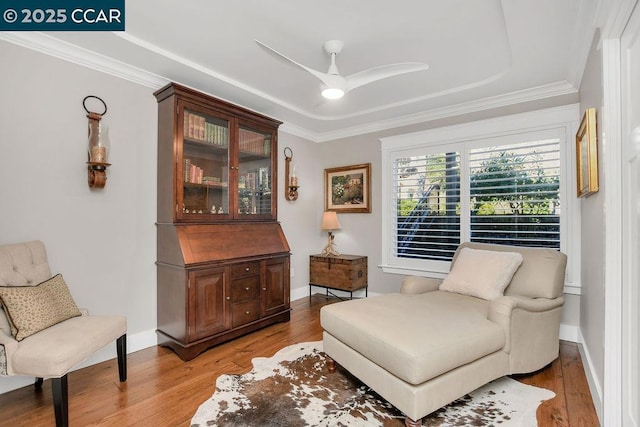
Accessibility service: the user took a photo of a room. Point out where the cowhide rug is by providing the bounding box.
[191,341,555,426]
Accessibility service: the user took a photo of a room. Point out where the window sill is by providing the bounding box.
[379,264,447,279]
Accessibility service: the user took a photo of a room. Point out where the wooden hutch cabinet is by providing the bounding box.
[154,83,290,361]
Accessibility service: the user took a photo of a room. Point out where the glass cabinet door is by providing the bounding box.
[179,105,231,220]
[237,124,274,218]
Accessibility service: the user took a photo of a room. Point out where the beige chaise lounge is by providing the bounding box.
[321,242,567,426]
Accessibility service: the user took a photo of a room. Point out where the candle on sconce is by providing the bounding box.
[283,146,299,201]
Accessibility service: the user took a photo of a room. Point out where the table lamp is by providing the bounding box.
[321,211,341,256]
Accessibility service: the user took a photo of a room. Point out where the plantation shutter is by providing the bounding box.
[469,139,561,248]
[393,152,461,261]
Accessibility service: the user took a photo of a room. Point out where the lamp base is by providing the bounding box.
[321,232,340,257]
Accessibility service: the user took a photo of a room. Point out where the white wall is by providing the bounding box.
[313,136,405,294]
[277,130,406,299]
[276,132,327,299]
[577,31,606,418]
[0,40,158,392]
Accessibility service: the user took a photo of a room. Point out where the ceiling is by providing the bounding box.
[1,0,597,142]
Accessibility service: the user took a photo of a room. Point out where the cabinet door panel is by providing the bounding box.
[263,257,290,316]
[189,267,229,341]
[178,101,233,221]
[236,121,277,219]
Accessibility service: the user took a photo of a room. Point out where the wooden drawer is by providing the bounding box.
[309,254,367,291]
[231,275,260,303]
[231,299,261,328]
[231,261,261,278]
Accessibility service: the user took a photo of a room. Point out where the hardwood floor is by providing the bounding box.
[0,295,599,426]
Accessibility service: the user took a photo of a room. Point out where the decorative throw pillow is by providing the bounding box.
[439,247,524,300]
[0,274,81,341]
[0,306,12,336]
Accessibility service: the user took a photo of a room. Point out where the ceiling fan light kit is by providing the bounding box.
[322,88,345,99]
[256,39,429,100]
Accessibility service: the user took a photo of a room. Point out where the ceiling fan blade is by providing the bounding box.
[255,40,335,87]
[345,62,429,92]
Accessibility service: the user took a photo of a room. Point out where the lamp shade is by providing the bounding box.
[321,211,341,230]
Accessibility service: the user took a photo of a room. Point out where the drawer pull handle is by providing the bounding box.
[245,287,250,291]
[245,311,250,315]
[262,287,267,291]
[245,267,250,272]
[226,296,230,300]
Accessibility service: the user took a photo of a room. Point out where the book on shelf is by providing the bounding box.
[187,113,194,139]
[184,158,191,182]
[184,158,203,184]
[202,176,225,186]
[183,110,229,147]
[239,128,271,155]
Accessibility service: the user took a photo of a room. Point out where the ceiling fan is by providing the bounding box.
[255,39,429,100]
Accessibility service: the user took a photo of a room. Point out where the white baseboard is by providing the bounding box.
[0,329,157,395]
[291,286,310,302]
[577,330,604,425]
[0,376,32,395]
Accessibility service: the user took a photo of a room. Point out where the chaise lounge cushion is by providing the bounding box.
[440,247,523,300]
[321,290,506,385]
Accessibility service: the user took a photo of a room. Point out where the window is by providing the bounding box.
[381,105,579,280]
[469,140,560,248]
[395,151,461,261]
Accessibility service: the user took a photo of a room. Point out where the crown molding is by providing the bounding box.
[0,32,168,89]
[310,81,578,142]
[279,122,322,143]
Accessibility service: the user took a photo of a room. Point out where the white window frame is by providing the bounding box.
[380,104,581,294]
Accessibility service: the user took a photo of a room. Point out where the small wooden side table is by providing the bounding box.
[309,254,368,300]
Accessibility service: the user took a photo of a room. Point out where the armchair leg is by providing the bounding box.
[116,334,127,382]
[34,377,43,389]
[51,375,68,427]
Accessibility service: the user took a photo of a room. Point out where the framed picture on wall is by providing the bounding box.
[325,163,371,213]
[576,108,599,197]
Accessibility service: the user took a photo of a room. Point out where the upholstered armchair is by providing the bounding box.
[0,240,127,427]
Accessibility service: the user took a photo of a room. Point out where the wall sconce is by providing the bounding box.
[284,147,299,201]
[321,211,341,256]
[83,95,111,189]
